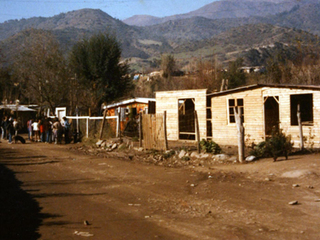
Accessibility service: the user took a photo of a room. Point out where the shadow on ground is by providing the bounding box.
[0,163,42,239]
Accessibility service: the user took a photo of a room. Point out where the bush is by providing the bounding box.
[200,139,222,154]
[265,129,293,161]
[250,141,267,158]
[163,150,176,159]
[250,129,293,161]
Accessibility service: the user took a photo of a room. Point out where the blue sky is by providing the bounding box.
[0,0,218,23]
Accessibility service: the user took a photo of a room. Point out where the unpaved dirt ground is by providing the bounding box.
[1,137,320,240]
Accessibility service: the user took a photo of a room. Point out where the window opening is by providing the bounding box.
[290,94,313,126]
[228,98,244,123]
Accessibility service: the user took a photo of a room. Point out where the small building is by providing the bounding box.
[209,84,320,148]
[104,97,156,131]
[155,84,320,149]
[156,89,208,141]
[0,104,36,130]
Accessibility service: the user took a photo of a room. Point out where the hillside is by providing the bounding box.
[123,0,311,26]
[0,9,130,41]
[1,1,320,71]
[173,23,320,66]
[0,9,157,60]
[261,3,320,36]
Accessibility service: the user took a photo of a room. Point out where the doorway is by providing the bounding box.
[264,96,279,138]
[178,98,195,140]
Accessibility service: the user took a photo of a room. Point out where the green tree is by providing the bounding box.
[266,60,282,84]
[69,32,132,115]
[161,54,176,78]
[13,29,69,112]
[0,64,14,103]
[225,58,247,89]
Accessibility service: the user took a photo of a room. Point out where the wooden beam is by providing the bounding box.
[234,106,245,163]
[99,109,107,140]
[163,111,168,151]
[195,110,200,154]
[139,112,142,148]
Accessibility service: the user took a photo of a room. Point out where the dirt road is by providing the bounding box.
[1,140,320,240]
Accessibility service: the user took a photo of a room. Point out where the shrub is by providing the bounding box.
[250,141,267,158]
[163,150,176,159]
[200,139,222,154]
[251,129,293,161]
[265,129,293,161]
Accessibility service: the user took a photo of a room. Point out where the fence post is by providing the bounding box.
[76,106,79,134]
[99,109,107,140]
[139,112,143,148]
[194,110,200,154]
[117,111,121,139]
[86,118,89,138]
[164,111,168,151]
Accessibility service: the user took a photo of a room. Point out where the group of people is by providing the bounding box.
[0,116,71,144]
[0,116,20,144]
[27,116,71,144]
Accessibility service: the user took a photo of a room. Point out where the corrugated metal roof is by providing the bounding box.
[104,98,155,109]
[0,105,36,111]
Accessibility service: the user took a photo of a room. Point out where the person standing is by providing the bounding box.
[27,119,33,141]
[42,117,50,143]
[52,118,62,144]
[6,117,14,144]
[1,116,7,142]
[39,118,45,142]
[62,117,71,144]
[47,117,53,143]
[32,119,40,142]
[13,118,19,136]
[1,116,8,141]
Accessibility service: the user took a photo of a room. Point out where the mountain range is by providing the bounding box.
[0,0,320,71]
[123,0,301,26]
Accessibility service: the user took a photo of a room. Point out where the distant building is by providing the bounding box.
[103,97,156,131]
[0,104,36,130]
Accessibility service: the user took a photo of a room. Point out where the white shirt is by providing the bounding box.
[32,122,39,131]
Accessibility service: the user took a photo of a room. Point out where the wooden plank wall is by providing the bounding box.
[142,113,165,150]
[211,87,320,148]
[155,89,207,141]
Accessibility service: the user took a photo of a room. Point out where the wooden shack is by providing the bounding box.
[208,84,320,148]
[104,97,155,131]
[155,84,320,149]
[156,89,207,141]
[0,104,36,131]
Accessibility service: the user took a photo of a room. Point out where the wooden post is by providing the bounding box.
[76,106,79,134]
[163,111,168,151]
[118,111,121,140]
[194,110,200,154]
[234,107,245,163]
[297,104,304,150]
[86,118,89,138]
[220,79,225,92]
[139,112,142,148]
[99,109,107,140]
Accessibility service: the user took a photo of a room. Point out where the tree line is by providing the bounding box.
[0,29,132,116]
[1,28,320,116]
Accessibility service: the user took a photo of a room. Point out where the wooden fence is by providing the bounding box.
[66,115,119,138]
[142,112,168,151]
